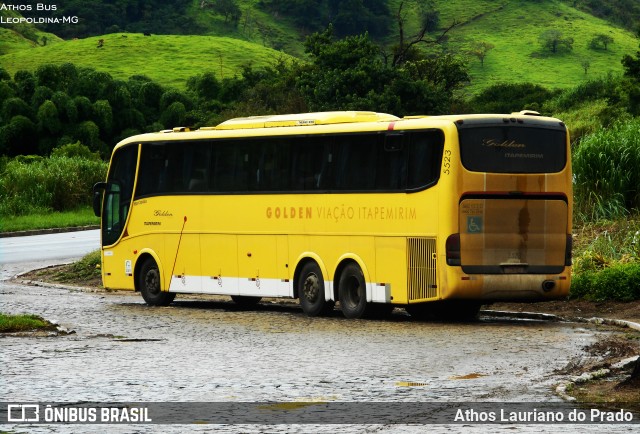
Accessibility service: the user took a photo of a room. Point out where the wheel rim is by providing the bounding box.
[303,273,320,303]
[145,269,160,295]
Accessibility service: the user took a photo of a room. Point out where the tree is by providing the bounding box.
[589,33,614,50]
[205,0,241,25]
[539,29,574,53]
[0,115,37,156]
[420,1,440,33]
[0,67,10,81]
[31,86,53,110]
[13,70,36,101]
[37,100,61,135]
[160,101,187,128]
[159,89,193,111]
[51,91,78,124]
[581,59,591,74]
[470,83,555,114]
[390,0,457,66]
[187,72,221,101]
[91,99,113,134]
[469,41,495,67]
[297,28,394,111]
[297,27,468,116]
[35,64,62,91]
[621,28,640,113]
[2,98,34,122]
[74,120,105,155]
[622,34,640,80]
[329,0,392,38]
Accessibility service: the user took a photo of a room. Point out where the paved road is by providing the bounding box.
[0,229,99,280]
[0,231,636,433]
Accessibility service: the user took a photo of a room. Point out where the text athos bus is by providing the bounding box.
[93,111,572,320]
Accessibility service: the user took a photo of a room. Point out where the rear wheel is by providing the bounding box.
[338,263,371,319]
[298,262,333,316]
[139,258,175,306]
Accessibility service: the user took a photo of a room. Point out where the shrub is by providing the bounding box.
[0,156,107,216]
[469,82,557,114]
[572,119,640,221]
[571,262,640,301]
[51,141,101,161]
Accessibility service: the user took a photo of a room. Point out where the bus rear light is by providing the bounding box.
[446,233,461,266]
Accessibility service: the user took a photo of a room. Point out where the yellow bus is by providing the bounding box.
[93,111,572,320]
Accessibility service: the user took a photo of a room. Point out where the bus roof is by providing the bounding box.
[209,111,400,130]
[113,110,564,150]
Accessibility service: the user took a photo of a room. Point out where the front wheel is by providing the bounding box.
[138,258,175,306]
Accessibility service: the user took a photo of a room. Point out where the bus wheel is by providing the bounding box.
[231,295,262,308]
[338,263,369,319]
[298,262,333,316]
[139,258,176,306]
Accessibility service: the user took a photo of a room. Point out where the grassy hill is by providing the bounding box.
[437,0,638,94]
[0,0,637,94]
[0,33,294,90]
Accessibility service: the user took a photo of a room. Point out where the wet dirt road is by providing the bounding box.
[0,252,635,432]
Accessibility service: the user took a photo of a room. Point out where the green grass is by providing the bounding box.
[0,207,98,233]
[437,0,639,94]
[0,33,296,89]
[0,13,62,55]
[0,313,56,333]
[51,249,102,283]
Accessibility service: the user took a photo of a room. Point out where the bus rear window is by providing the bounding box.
[458,126,567,173]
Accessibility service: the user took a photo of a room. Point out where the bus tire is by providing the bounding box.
[139,258,176,306]
[231,295,262,308]
[298,262,333,316]
[338,263,369,319]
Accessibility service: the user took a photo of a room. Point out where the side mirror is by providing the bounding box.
[92,182,107,217]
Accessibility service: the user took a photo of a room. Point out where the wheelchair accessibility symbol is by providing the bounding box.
[467,216,483,233]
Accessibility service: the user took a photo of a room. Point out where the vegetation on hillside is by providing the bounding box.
[12,0,198,38]
[2,0,639,95]
[564,0,640,31]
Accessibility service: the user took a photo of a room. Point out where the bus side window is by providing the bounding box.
[136,143,168,197]
[292,137,327,191]
[256,139,291,192]
[407,131,445,190]
[376,134,406,190]
[211,142,248,192]
[333,134,377,191]
[186,144,212,192]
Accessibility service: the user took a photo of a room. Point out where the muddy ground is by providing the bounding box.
[12,264,640,407]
